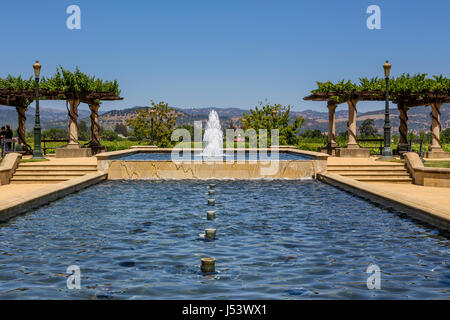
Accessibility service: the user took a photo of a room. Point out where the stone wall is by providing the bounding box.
[96,147,329,180]
[104,160,319,180]
[0,153,21,185]
[404,152,450,188]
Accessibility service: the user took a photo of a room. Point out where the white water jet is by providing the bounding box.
[203,110,223,159]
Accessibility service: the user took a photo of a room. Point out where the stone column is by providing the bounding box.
[429,103,443,152]
[347,100,359,148]
[67,99,80,149]
[15,106,27,145]
[398,103,409,152]
[89,103,101,147]
[327,102,337,148]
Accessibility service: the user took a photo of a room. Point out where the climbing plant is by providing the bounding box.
[311,73,450,103]
[0,66,120,95]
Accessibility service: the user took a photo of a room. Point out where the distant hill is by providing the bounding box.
[0,105,90,131]
[93,106,249,130]
[1,103,448,135]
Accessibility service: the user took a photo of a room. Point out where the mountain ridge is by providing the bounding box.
[1,104,448,134]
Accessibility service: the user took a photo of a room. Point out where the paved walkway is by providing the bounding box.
[326,155,450,228]
[0,156,98,203]
[0,184,48,202]
[366,182,450,210]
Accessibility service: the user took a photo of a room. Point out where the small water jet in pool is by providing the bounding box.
[205,228,216,240]
[208,190,215,196]
[209,184,216,189]
[198,228,216,240]
[208,199,215,206]
[207,211,216,220]
[202,110,223,160]
[201,257,216,273]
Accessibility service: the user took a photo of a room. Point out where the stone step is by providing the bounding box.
[337,172,410,177]
[331,170,408,174]
[355,177,413,183]
[328,166,406,171]
[15,168,96,174]
[328,165,405,171]
[341,175,411,180]
[329,170,409,175]
[13,172,86,177]
[10,177,70,184]
[16,165,97,171]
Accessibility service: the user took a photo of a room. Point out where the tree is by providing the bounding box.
[114,123,128,136]
[126,101,179,147]
[301,129,324,139]
[101,129,121,141]
[78,120,90,141]
[441,128,450,144]
[42,128,69,140]
[240,101,304,146]
[358,119,378,138]
[177,124,195,139]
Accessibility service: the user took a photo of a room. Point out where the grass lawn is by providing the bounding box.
[424,161,450,168]
[20,158,50,163]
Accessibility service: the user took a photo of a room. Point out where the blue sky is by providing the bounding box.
[1,0,449,114]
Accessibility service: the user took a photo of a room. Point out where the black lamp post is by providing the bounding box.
[272,108,277,128]
[150,108,155,145]
[32,61,44,159]
[382,60,392,158]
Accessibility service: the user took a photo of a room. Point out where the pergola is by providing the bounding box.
[303,91,450,158]
[0,88,123,153]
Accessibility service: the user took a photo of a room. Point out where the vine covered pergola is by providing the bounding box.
[303,74,450,158]
[0,67,123,155]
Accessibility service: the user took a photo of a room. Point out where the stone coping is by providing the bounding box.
[96,147,329,161]
[0,153,22,185]
[404,152,449,172]
[413,166,450,173]
[319,172,450,231]
[0,172,107,223]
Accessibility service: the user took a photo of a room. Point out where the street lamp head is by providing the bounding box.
[272,109,277,116]
[383,60,391,78]
[149,108,156,118]
[33,61,41,78]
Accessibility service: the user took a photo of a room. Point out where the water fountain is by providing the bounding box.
[202,110,223,159]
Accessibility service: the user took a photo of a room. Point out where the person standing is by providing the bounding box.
[0,127,6,152]
[5,125,13,151]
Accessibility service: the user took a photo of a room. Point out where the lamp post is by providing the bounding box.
[272,108,277,128]
[382,60,392,158]
[149,108,155,145]
[32,61,44,159]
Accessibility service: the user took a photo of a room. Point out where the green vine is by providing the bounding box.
[0,66,120,96]
[311,73,450,103]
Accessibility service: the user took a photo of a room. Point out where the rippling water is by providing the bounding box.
[116,151,311,161]
[0,180,448,299]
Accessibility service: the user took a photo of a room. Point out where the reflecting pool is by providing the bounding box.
[0,180,448,299]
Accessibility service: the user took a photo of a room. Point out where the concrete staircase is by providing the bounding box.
[10,162,98,184]
[327,162,412,184]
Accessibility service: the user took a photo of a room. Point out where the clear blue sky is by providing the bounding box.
[1,0,449,113]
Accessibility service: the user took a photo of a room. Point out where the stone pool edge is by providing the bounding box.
[0,172,107,223]
[318,172,450,231]
[95,147,329,180]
